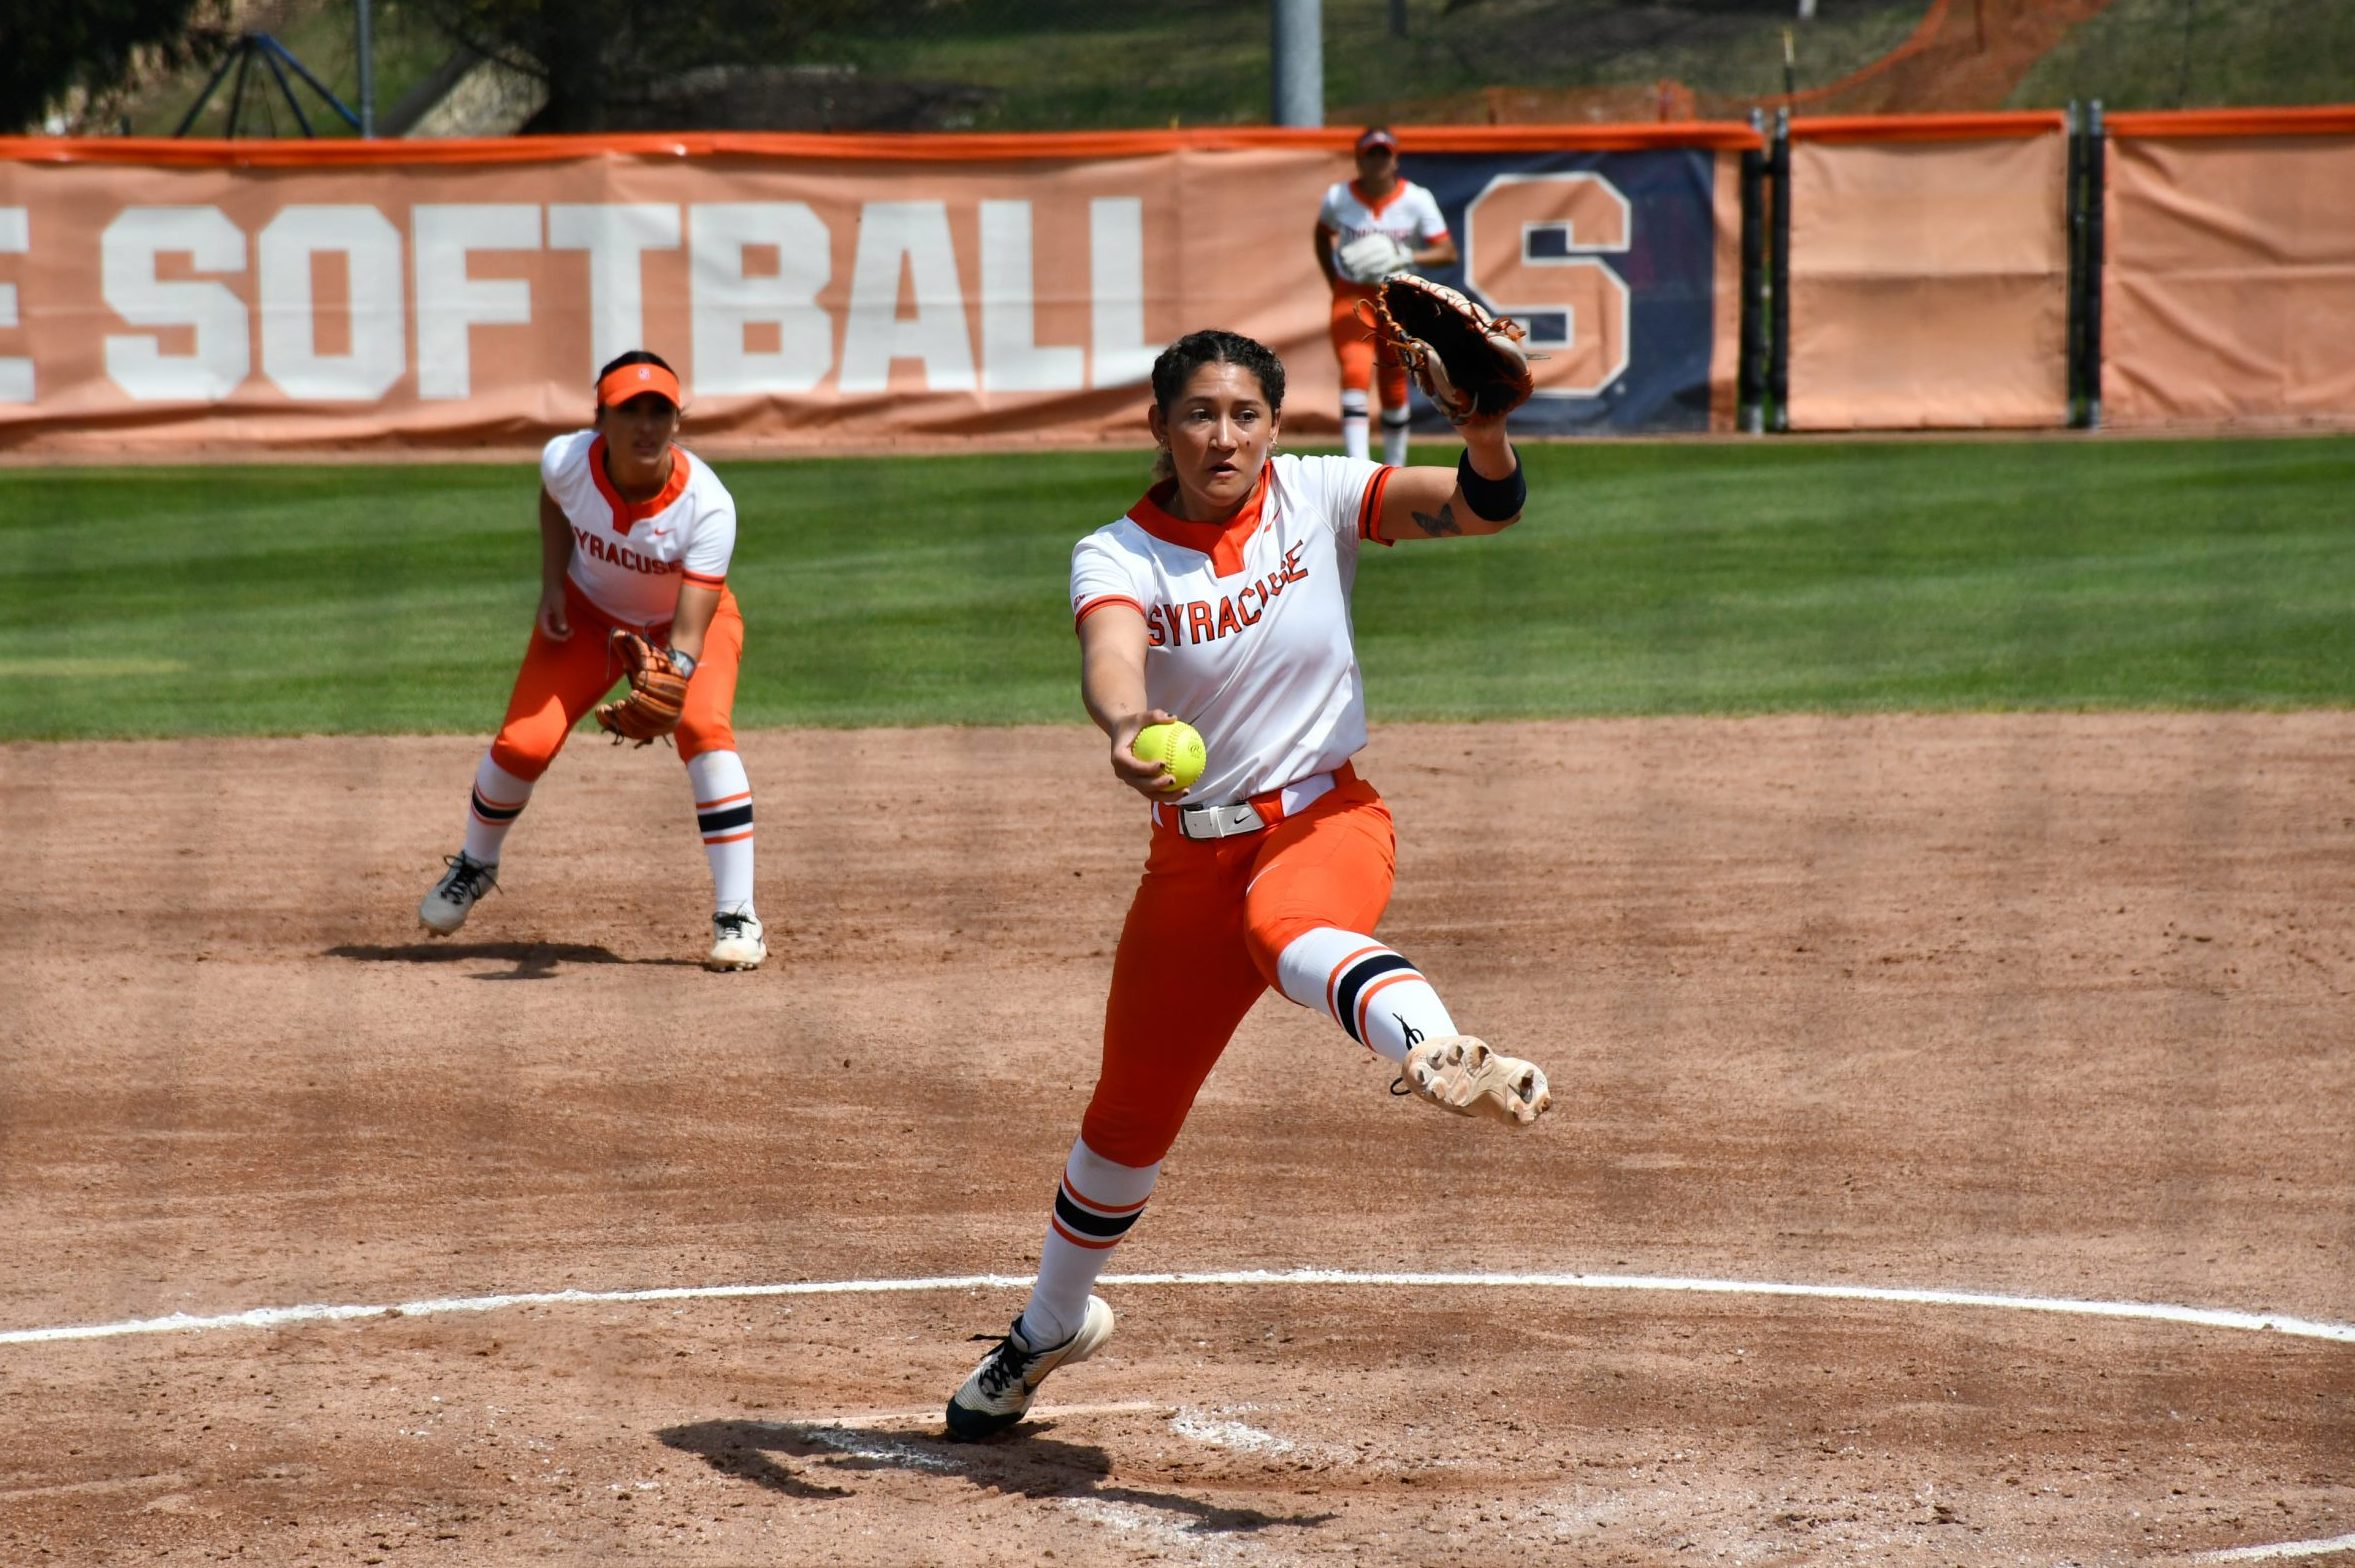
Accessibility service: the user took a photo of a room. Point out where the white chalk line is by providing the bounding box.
[6,1267,2351,1348]
[2193,1535,2355,1563]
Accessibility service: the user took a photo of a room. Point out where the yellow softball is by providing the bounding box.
[1131,720,1207,790]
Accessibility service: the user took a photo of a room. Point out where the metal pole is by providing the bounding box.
[257,43,316,137]
[2065,101,2086,425]
[2084,99,2105,428]
[1769,107,1792,432]
[356,0,375,136]
[1271,0,1323,128]
[225,39,257,139]
[1740,109,1767,435]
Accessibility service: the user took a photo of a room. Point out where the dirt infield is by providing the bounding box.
[2,715,2349,1566]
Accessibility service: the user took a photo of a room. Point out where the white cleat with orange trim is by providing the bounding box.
[1402,1035,1551,1126]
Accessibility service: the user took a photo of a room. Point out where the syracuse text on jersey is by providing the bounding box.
[1143,543,1311,648]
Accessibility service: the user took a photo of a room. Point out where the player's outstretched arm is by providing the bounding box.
[1078,605,1186,798]
[1376,414,1523,542]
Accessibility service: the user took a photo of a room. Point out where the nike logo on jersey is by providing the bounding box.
[1145,544,1310,648]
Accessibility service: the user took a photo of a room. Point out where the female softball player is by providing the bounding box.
[1313,125,1460,466]
[945,328,1549,1440]
[417,350,766,972]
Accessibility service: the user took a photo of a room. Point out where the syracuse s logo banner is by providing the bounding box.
[1461,172,1633,400]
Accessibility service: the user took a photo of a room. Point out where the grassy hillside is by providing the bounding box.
[3,436,2349,742]
[125,0,449,138]
[100,0,2355,140]
[816,0,1930,131]
[2012,0,2355,113]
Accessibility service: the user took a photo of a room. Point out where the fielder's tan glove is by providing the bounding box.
[596,630,690,746]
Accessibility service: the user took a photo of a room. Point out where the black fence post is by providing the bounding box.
[1769,108,1792,433]
[2066,100,2087,426]
[2084,99,2105,429]
[1739,109,1767,434]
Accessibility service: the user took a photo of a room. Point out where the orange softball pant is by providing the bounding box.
[1078,770,1396,1169]
[487,578,745,782]
[1329,287,1412,411]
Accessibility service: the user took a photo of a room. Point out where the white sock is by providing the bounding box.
[1017,1139,1159,1347]
[1273,927,1457,1064]
[687,750,756,914]
[461,754,534,865]
[1381,409,1411,466]
[1341,389,1370,462]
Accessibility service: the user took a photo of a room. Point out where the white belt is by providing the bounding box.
[1166,770,1339,840]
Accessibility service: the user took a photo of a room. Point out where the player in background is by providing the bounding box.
[944,328,1550,1441]
[417,351,767,972]
[1312,125,1460,466]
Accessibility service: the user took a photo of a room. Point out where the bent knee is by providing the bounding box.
[676,717,736,763]
[489,727,563,782]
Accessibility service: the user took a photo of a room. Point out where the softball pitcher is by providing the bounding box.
[945,328,1549,1440]
[417,351,766,972]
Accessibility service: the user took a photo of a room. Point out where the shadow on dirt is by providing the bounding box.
[657,1417,1336,1536]
[325,941,701,977]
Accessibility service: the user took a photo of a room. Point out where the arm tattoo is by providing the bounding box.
[1409,500,1464,537]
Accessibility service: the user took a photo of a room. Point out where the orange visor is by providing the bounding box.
[596,362,682,408]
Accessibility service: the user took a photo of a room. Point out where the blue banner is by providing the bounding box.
[1402,147,1724,434]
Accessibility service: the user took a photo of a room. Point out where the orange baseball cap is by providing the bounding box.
[1354,127,1398,154]
[596,361,682,408]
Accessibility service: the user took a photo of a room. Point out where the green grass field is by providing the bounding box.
[2,435,2349,743]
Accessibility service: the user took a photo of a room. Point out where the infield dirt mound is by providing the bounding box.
[1,715,2349,1565]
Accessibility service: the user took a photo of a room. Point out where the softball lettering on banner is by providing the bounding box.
[0,132,1749,452]
[19,194,1150,403]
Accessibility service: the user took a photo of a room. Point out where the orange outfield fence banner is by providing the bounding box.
[2104,106,2355,140]
[1784,126,2070,431]
[0,127,1755,456]
[0,122,1764,167]
[1784,110,2069,144]
[2101,114,2355,430]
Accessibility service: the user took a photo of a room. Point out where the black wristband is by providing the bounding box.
[1456,449,1526,522]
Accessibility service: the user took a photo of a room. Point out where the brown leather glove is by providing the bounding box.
[595,630,690,746]
[1373,274,1535,424]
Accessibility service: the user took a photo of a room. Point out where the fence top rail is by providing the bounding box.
[0,122,1764,169]
[1786,111,2069,145]
[2105,105,2355,140]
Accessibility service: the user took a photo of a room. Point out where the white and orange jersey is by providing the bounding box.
[1071,453,1397,805]
[1317,177,1450,291]
[540,430,736,633]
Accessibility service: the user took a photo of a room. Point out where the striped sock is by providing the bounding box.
[1381,407,1411,466]
[1018,1139,1159,1348]
[461,754,534,865]
[1273,926,1458,1065]
[1341,389,1370,462]
[686,750,755,914]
